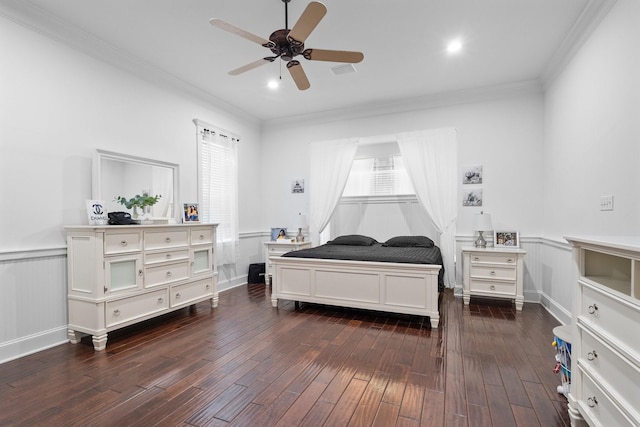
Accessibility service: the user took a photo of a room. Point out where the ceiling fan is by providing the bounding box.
[209,0,364,90]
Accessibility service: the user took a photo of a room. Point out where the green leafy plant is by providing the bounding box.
[114,193,161,210]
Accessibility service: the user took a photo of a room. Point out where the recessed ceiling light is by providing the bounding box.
[268,80,279,89]
[447,39,463,54]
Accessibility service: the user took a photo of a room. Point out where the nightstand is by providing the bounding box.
[462,246,526,310]
[264,241,312,285]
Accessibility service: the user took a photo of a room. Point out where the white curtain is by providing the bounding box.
[309,138,359,245]
[396,128,458,288]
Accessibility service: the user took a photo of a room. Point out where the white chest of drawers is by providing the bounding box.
[462,246,526,310]
[65,223,218,350]
[565,236,640,427]
[264,241,311,285]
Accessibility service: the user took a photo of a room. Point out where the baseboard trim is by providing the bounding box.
[0,326,69,364]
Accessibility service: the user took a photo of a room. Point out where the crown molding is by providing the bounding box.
[0,0,260,127]
[262,79,543,131]
[541,0,618,87]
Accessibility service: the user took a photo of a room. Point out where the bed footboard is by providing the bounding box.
[270,257,441,328]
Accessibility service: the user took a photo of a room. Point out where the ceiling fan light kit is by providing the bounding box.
[210,0,364,90]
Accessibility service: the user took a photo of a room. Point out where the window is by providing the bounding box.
[197,124,239,265]
[342,155,414,197]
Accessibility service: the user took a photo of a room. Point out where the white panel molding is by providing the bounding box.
[0,246,66,261]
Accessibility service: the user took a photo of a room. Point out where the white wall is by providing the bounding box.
[260,93,546,256]
[0,15,263,252]
[543,0,640,240]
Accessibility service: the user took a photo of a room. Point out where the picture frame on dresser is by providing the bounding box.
[494,231,519,248]
[271,227,287,241]
[183,203,199,222]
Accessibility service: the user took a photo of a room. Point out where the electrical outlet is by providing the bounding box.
[600,195,614,211]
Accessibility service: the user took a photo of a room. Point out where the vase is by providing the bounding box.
[140,205,154,225]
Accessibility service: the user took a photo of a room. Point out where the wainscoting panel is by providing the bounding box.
[0,251,68,363]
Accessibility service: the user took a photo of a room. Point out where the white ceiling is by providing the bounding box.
[2,0,613,123]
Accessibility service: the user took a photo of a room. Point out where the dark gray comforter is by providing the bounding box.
[281,243,445,291]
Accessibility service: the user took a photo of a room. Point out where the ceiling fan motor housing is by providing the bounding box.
[269,29,304,61]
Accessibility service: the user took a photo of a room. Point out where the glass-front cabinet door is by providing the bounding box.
[190,247,213,277]
[105,254,143,294]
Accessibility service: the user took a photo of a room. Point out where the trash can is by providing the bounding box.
[248,263,266,283]
[552,325,572,397]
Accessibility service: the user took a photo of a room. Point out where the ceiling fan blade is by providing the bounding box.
[287,1,327,45]
[287,60,310,90]
[303,48,364,63]
[228,57,276,76]
[209,18,275,48]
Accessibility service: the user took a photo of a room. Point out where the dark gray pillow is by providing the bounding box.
[326,235,378,246]
[383,235,435,248]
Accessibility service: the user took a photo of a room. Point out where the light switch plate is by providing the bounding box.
[600,195,614,211]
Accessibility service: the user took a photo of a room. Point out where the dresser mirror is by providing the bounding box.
[92,149,179,221]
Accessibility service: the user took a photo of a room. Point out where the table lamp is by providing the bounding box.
[296,213,307,242]
[474,211,493,248]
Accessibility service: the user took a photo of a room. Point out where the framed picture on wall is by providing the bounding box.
[291,179,304,193]
[494,231,519,248]
[462,189,483,206]
[462,165,483,184]
[183,203,199,222]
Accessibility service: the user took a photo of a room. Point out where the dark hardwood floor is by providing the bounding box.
[0,283,570,426]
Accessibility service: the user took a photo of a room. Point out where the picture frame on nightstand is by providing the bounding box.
[271,227,288,241]
[494,231,519,248]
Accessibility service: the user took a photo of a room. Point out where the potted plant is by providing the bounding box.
[114,192,161,222]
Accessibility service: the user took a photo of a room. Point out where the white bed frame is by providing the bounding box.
[270,256,441,328]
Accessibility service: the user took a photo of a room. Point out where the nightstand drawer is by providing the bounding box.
[469,253,517,265]
[469,279,515,296]
[470,265,516,281]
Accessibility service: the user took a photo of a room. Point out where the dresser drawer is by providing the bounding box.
[106,289,168,327]
[470,265,516,281]
[144,249,189,265]
[580,326,640,409]
[469,252,518,265]
[577,367,638,427]
[190,227,213,245]
[145,261,190,287]
[580,283,640,357]
[469,279,516,296]
[170,278,214,307]
[105,232,142,254]
[144,229,189,250]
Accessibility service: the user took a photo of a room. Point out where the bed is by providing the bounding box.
[269,235,443,328]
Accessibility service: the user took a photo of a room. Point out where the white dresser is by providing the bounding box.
[264,241,311,285]
[565,236,640,426]
[462,246,526,310]
[65,223,218,351]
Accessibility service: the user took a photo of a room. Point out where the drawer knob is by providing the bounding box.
[166,271,172,277]
[473,257,479,261]
[490,285,496,290]
[191,261,195,267]
[587,396,598,408]
[166,237,171,242]
[139,269,143,276]
[175,293,181,299]
[120,240,128,246]
[206,284,210,289]
[588,304,598,314]
[158,297,164,303]
[490,271,496,275]
[507,258,513,263]
[587,350,598,361]
[113,309,120,316]
[166,254,172,259]
[200,234,205,239]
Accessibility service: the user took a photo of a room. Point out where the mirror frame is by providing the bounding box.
[92,149,180,220]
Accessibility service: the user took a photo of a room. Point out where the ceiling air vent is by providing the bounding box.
[330,63,357,76]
